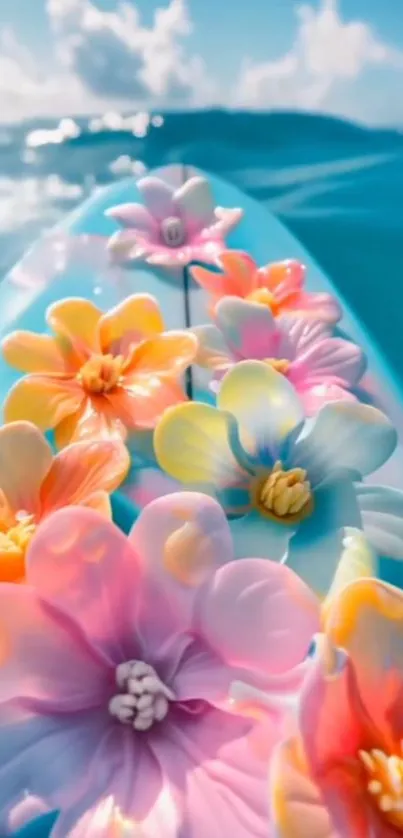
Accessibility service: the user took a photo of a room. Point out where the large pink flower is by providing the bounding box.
[194,297,366,414]
[106,175,243,267]
[270,579,403,838]
[0,493,319,837]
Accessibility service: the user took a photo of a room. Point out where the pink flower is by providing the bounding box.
[194,297,366,415]
[106,175,243,267]
[270,578,403,838]
[0,493,319,837]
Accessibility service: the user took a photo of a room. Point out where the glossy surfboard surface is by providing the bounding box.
[2,164,403,836]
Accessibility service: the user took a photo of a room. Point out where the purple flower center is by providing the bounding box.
[108,660,175,732]
[160,216,186,248]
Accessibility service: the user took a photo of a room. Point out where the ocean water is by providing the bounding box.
[0,109,402,379]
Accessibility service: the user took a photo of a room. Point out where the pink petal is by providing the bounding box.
[277,315,331,358]
[198,559,320,678]
[211,206,244,236]
[26,506,142,665]
[128,492,232,659]
[174,176,215,233]
[137,176,175,220]
[0,584,106,711]
[105,203,157,233]
[299,383,357,416]
[292,291,342,324]
[215,297,278,360]
[295,337,366,387]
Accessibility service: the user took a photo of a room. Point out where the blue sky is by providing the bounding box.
[1,0,403,124]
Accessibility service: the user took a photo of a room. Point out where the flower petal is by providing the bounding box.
[0,584,106,710]
[293,402,397,485]
[105,202,157,231]
[53,398,125,446]
[111,377,187,431]
[0,422,53,514]
[190,264,235,296]
[154,401,250,487]
[218,361,304,458]
[219,250,257,295]
[291,290,342,323]
[174,176,215,230]
[137,176,175,220]
[80,490,111,517]
[258,259,305,293]
[128,331,197,375]
[199,557,319,677]
[229,509,294,561]
[215,297,277,359]
[3,375,83,431]
[325,528,377,608]
[296,337,366,387]
[26,506,142,664]
[98,294,164,354]
[192,323,230,369]
[1,331,66,374]
[46,298,102,355]
[270,737,337,838]
[355,483,403,560]
[129,492,232,655]
[39,439,129,514]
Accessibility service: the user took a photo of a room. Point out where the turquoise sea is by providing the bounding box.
[0,109,402,380]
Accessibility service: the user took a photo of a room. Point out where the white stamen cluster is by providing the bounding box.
[109,660,175,731]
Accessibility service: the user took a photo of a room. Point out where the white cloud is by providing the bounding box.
[236,0,403,113]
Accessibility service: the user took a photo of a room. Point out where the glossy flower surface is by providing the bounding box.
[2,294,197,446]
[0,421,129,582]
[194,297,365,414]
[155,360,401,584]
[0,493,319,837]
[107,176,243,267]
[191,251,341,321]
[271,578,403,837]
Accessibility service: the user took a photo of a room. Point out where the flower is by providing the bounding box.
[154,360,402,583]
[106,175,243,267]
[0,421,129,582]
[2,294,197,447]
[0,492,319,836]
[194,297,365,414]
[191,250,341,321]
[270,578,403,838]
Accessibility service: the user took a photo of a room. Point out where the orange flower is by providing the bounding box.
[2,294,198,446]
[0,421,129,581]
[191,250,341,323]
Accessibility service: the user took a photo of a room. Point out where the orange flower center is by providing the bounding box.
[78,354,124,395]
[264,357,290,375]
[0,512,36,581]
[250,460,313,524]
[246,288,280,315]
[360,748,403,829]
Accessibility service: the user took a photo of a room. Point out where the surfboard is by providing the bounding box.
[4,163,403,835]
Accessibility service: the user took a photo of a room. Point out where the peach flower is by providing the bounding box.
[191,250,341,322]
[0,421,129,582]
[2,294,197,446]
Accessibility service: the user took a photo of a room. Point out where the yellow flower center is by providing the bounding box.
[78,354,124,394]
[246,288,280,314]
[264,357,290,375]
[0,512,36,578]
[359,747,403,829]
[251,460,313,524]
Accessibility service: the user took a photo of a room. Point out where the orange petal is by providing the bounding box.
[46,298,102,357]
[99,294,164,354]
[127,332,197,376]
[54,398,127,446]
[2,332,66,374]
[3,375,83,432]
[0,422,53,515]
[258,260,305,293]
[79,490,112,517]
[110,378,186,431]
[40,438,129,514]
[218,250,257,295]
[0,544,26,583]
[190,264,228,295]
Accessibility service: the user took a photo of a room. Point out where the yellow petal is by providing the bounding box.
[46,298,102,353]
[154,401,246,485]
[2,332,66,374]
[3,376,83,432]
[128,332,197,375]
[271,738,335,838]
[323,528,377,621]
[0,422,53,514]
[99,294,164,354]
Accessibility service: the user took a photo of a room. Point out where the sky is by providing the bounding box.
[1,0,403,125]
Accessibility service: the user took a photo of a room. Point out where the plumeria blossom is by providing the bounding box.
[0,493,319,837]
[270,578,403,838]
[1,294,197,447]
[154,360,402,585]
[191,250,341,321]
[106,175,243,268]
[0,421,129,582]
[193,297,365,414]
